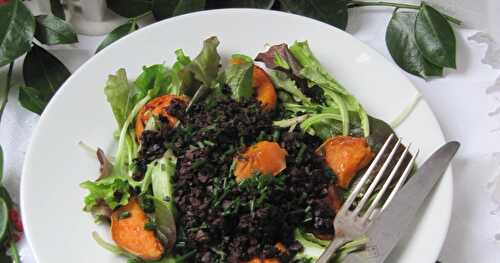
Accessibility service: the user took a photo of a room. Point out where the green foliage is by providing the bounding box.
[0,0,35,67]
[34,14,78,45]
[96,21,138,53]
[415,3,456,68]
[225,60,254,102]
[279,0,349,30]
[21,44,71,115]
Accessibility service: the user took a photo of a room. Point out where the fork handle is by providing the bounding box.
[317,236,348,263]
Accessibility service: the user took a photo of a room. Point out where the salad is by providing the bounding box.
[80,37,400,263]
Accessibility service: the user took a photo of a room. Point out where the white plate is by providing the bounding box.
[20,9,452,263]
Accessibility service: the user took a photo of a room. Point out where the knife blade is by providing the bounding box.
[341,141,460,263]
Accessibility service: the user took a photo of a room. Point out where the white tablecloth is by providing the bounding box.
[1,6,499,263]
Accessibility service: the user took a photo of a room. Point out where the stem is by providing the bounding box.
[9,239,21,263]
[0,62,14,123]
[131,11,152,21]
[348,1,462,25]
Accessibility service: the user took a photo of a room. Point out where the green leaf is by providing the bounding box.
[34,14,78,45]
[169,49,192,96]
[106,0,152,18]
[151,150,177,209]
[0,0,35,67]
[386,11,443,78]
[152,0,206,20]
[278,0,348,30]
[268,70,310,103]
[22,44,70,114]
[18,85,47,115]
[50,0,66,20]
[134,64,171,99]
[0,198,7,242]
[0,145,3,182]
[225,60,253,102]
[80,175,132,211]
[151,196,177,250]
[186,36,220,88]
[206,0,274,9]
[105,68,133,128]
[96,21,138,53]
[415,3,456,68]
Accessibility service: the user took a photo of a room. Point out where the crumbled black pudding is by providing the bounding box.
[135,97,335,262]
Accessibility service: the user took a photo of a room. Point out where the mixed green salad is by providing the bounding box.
[80,37,398,263]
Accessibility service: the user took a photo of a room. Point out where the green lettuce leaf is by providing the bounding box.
[104,69,134,129]
[134,64,171,99]
[149,150,178,249]
[225,59,253,102]
[80,175,132,211]
[289,41,370,136]
[170,49,193,96]
[186,36,220,88]
[268,70,310,104]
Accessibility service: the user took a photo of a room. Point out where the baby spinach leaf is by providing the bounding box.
[96,21,138,53]
[386,11,443,78]
[50,0,66,20]
[106,0,152,18]
[35,14,78,45]
[206,0,274,9]
[186,36,220,88]
[105,68,133,128]
[225,60,253,102]
[278,0,348,30]
[152,0,206,20]
[22,44,71,115]
[415,3,456,68]
[18,85,47,115]
[0,0,35,67]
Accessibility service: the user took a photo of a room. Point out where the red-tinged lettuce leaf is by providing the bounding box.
[255,43,302,76]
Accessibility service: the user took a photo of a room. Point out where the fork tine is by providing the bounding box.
[351,138,401,217]
[381,149,419,211]
[338,134,395,216]
[360,143,411,223]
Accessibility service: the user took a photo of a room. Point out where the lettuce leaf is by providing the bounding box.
[186,36,220,89]
[80,175,132,211]
[104,69,134,128]
[134,64,171,100]
[255,43,303,76]
[289,41,370,136]
[149,150,177,249]
[225,59,254,102]
[268,71,310,104]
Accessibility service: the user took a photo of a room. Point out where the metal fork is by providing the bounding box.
[317,134,418,263]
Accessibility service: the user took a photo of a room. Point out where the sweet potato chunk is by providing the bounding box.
[316,136,374,188]
[111,199,164,260]
[234,141,288,182]
[230,59,277,110]
[245,243,285,263]
[135,95,189,141]
[252,65,277,110]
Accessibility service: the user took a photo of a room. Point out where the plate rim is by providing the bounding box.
[20,8,453,262]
